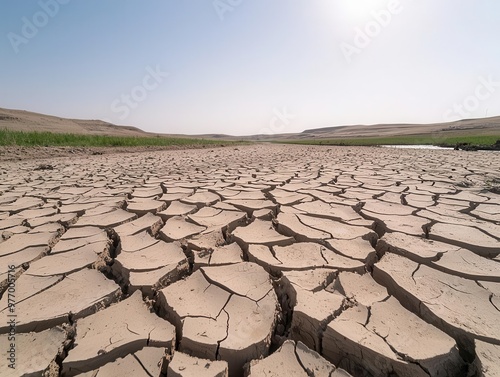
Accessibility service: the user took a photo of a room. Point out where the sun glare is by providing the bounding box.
[328,0,392,20]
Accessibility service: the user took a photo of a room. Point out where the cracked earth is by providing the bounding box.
[0,144,499,377]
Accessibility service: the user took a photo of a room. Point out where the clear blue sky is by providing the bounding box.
[1,0,499,135]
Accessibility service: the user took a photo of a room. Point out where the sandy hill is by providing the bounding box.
[0,108,147,137]
[299,117,500,139]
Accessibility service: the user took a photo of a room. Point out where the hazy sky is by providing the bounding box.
[1,1,499,136]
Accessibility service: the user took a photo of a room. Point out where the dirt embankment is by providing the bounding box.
[0,144,232,162]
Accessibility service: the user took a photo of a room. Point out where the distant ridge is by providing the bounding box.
[299,117,500,139]
[1,106,499,140]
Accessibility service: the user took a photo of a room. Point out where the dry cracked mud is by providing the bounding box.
[0,144,499,377]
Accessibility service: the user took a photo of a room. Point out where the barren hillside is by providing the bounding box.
[0,108,147,137]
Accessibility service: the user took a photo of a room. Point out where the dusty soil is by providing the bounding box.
[0,144,499,377]
[0,144,230,162]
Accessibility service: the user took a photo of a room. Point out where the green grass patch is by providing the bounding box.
[280,134,500,147]
[0,128,242,147]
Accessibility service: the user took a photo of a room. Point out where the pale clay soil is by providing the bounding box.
[0,144,499,377]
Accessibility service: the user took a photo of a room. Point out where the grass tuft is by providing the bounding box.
[279,134,500,147]
[0,128,243,147]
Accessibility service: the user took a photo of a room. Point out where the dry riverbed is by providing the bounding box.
[0,144,499,377]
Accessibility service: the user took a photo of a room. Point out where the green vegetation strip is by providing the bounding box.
[0,129,241,147]
[280,134,500,147]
